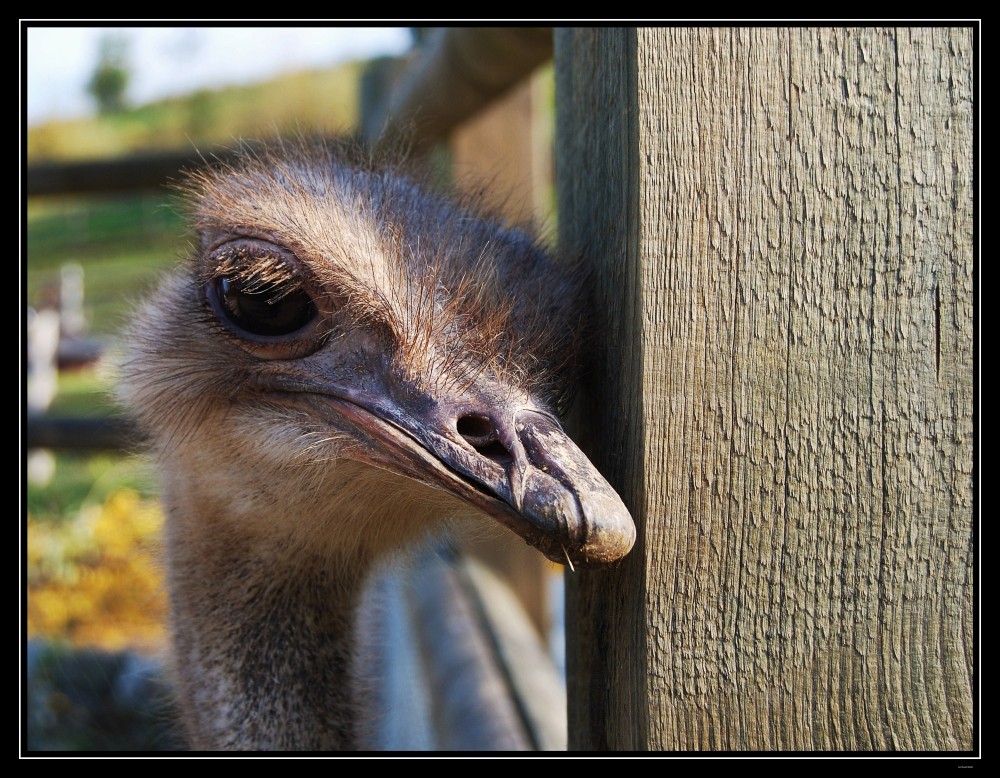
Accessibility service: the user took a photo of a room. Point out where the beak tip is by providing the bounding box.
[571,482,636,566]
[529,488,635,568]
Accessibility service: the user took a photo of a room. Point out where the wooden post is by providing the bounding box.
[364,28,552,157]
[557,26,974,751]
[452,73,549,225]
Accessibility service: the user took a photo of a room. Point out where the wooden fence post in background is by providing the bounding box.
[556,26,974,751]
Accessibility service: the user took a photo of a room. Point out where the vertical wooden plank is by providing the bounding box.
[889,26,974,750]
[556,27,649,751]
[452,74,549,225]
[782,27,908,750]
[557,26,973,751]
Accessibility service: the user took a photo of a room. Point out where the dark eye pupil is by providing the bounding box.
[215,276,317,337]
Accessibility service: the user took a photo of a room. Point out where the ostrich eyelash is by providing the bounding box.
[208,246,303,301]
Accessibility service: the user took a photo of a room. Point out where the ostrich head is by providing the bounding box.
[116,138,634,750]
[121,138,634,568]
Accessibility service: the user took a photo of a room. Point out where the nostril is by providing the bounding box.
[457,414,493,443]
[456,414,513,466]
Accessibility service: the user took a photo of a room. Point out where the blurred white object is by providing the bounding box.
[27,305,61,485]
[60,263,87,338]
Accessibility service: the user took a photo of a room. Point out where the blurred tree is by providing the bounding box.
[87,33,131,115]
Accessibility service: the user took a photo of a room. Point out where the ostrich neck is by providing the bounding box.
[163,488,377,751]
[153,439,463,750]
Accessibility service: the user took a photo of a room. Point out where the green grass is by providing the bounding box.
[46,368,117,418]
[26,60,365,163]
[27,195,186,262]
[26,451,156,525]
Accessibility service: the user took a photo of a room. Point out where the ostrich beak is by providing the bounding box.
[323,391,636,568]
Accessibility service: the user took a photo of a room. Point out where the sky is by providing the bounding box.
[23,25,412,125]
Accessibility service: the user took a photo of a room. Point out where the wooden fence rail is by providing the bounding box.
[27,149,237,197]
[25,415,136,451]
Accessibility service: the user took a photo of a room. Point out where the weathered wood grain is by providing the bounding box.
[557,26,974,752]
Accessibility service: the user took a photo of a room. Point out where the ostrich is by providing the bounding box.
[117,138,635,751]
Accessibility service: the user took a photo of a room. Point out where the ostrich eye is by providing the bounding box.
[213,275,317,337]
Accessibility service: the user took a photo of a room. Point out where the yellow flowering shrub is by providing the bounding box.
[27,488,168,653]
